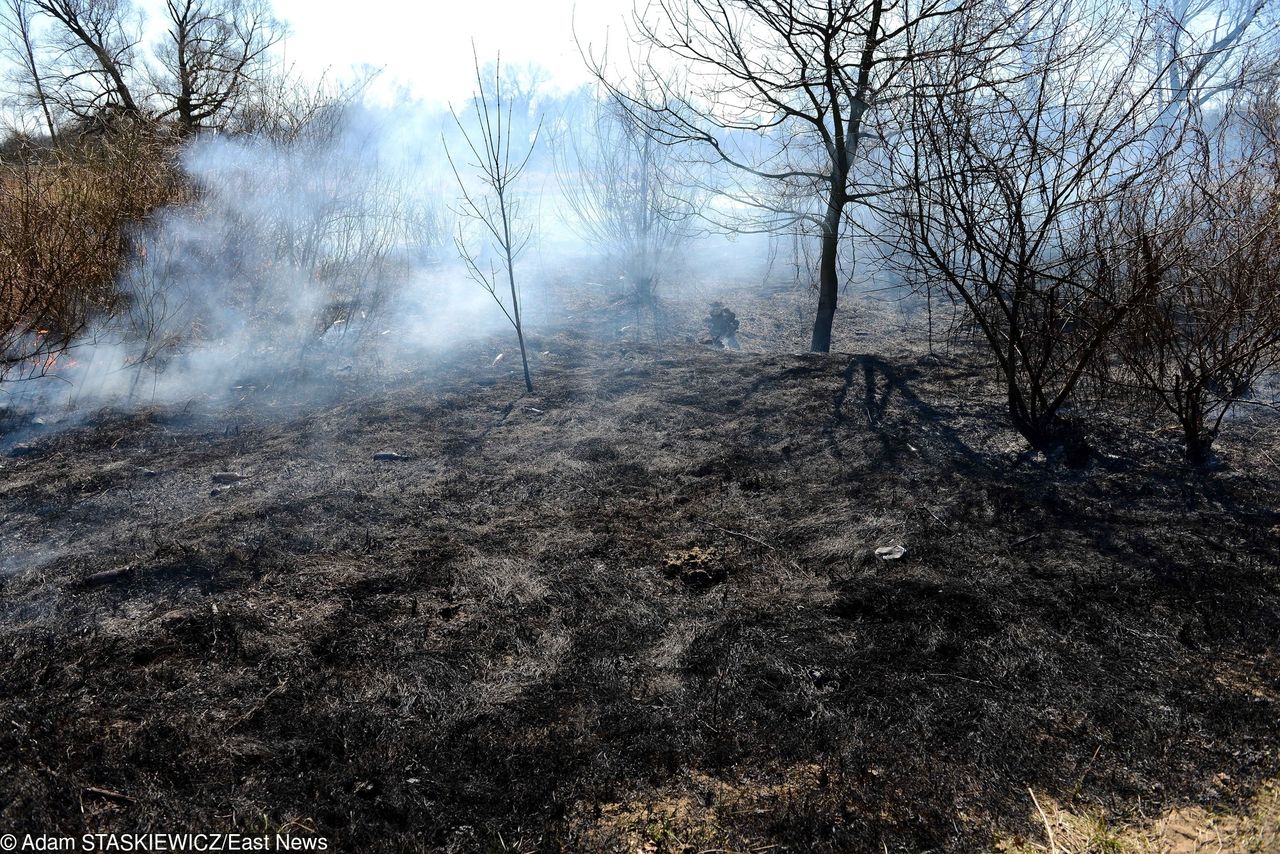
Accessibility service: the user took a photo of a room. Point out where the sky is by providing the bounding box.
[268,0,635,106]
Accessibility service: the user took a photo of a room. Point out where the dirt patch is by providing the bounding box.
[663,546,726,589]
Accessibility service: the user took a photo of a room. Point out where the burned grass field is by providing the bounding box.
[2,325,1280,852]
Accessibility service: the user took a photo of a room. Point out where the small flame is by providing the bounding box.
[28,350,78,373]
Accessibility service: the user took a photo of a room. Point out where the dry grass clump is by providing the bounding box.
[1001,779,1280,853]
[663,545,726,588]
[0,128,183,381]
[570,764,830,853]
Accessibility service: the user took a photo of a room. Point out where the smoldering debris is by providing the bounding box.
[705,302,741,350]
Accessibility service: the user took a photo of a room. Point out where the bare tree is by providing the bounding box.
[447,52,539,393]
[553,89,704,311]
[592,0,1022,352]
[1144,0,1277,114]
[152,0,282,133]
[1,0,58,140]
[12,0,283,133]
[30,0,144,123]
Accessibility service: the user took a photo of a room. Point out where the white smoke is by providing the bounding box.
[5,101,520,416]
[1,86,839,429]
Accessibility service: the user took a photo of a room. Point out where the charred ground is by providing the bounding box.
[2,305,1280,851]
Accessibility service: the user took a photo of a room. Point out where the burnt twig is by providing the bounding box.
[83,786,135,804]
[697,519,802,572]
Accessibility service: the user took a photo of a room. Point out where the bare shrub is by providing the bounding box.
[886,5,1195,461]
[1114,98,1280,466]
[228,66,368,144]
[553,90,704,312]
[0,127,180,384]
[448,53,540,393]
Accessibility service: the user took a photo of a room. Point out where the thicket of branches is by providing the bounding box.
[1112,95,1280,465]
[878,0,1280,464]
[884,3,1185,458]
[0,126,180,384]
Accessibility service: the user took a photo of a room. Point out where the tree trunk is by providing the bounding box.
[1010,403,1091,467]
[1184,430,1213,467]
[810,185,846,353]
[502,224,534,394]
[10,1,58,143]
[176,95,196,134]
[1182,405,1213,467]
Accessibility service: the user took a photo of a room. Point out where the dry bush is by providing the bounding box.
[228,65,370,145]
[1113,100,1280,466]
[0,127,182,383]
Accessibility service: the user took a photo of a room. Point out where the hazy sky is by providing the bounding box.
[269,0,635,105]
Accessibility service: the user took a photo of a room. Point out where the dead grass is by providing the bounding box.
[1002,779,1280,853]
[0,130,183,379]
